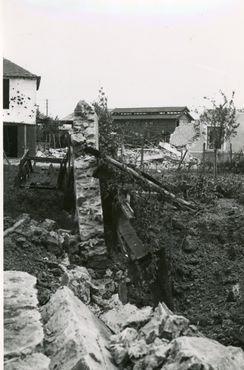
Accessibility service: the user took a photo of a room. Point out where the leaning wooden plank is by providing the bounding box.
[107,156,195,211]
[31,156,64,164]
[118,215,148,260]
[4,215,29,237]
[3,151,11,165]
[19,149,30,169]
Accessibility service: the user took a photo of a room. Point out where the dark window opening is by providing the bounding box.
[3,79,10,109]
[207,126,222,150]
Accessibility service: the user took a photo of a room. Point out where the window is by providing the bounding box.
[207,126,222,149]
[3,79,10,109]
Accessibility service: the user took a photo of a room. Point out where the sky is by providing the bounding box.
[3,0,244,118]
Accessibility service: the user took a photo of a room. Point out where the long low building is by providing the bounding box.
[112,106,194,145]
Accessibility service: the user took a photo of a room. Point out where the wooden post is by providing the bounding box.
[177,148,188,171]
[140,136,144,169]
[202,142,206,174]
[214,148,217,178]
[24,125,27,151]
[4,151,11,165]
[230,143,233,165]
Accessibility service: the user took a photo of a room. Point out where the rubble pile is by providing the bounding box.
[3,213,126,308]
[4,214,72,305]
[120,142,198,171]
[4,214,244,368]
[107,301,244,369]
[36,147,68,159]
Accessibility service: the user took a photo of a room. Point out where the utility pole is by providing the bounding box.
[45,99,49,116]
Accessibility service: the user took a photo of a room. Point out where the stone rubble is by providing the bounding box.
[4,271,50,370]
[41,286,117,370]
[108,300,244,369]
[100,301,153,334]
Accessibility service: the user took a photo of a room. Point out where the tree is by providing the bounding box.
[93,87,118,157]
[200,91,238,177]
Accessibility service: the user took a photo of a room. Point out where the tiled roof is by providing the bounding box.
[112,106,194,121]
[3,58,41,90]
[113,107,189,113]
[112,114,182,121]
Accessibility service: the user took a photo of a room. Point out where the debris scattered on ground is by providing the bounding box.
[36,147,68,158]
[108,300,244,369]
[119,142,198,170]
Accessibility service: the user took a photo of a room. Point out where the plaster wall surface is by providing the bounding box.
[3,78,37,124]
[171,112,244,158]
[229,112,244,152]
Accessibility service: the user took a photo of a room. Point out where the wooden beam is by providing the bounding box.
[84,146,196,211]
[31,156,64,164]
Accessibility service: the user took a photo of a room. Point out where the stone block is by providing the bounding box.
[4,353,50,370]
[4,271,48,368]
[163,336,244,370]
[4,271,45,359]
[42,286,117,370]
[101,301,153,333]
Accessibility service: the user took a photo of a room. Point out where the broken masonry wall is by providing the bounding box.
[70,101,108,270]
[170,120,198,148]
[171,113,244,162]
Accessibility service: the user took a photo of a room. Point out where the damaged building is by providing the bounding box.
[3,58,41,157]
[112,106,194,145]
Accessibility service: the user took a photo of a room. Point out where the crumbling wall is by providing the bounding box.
[70,100,108,271]
[170,120,199,148]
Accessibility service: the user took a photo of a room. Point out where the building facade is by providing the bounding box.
[3,58,41,157]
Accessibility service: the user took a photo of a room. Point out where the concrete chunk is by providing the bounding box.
[42,286,118,370]
[163,336,244,370]
[100,301,153,333]
[4,353,50,370]
[4,271,45,359]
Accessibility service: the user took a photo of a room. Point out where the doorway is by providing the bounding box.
[4,125,18,157]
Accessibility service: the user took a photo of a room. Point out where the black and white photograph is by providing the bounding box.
[2,0,244,369]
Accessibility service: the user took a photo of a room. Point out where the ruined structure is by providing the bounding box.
[70,100,108,272]
[4,99,244,369]
[112,106,194,145]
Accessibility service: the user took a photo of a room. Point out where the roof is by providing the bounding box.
[61,112,75,121]
[112,106,193,121]
[113,106,189,114]
[3,58,41,90]
[112,114,184,121]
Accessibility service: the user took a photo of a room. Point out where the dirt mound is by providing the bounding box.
[131,194,244,348]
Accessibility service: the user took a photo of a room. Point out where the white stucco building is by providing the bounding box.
[3,58,41,157]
